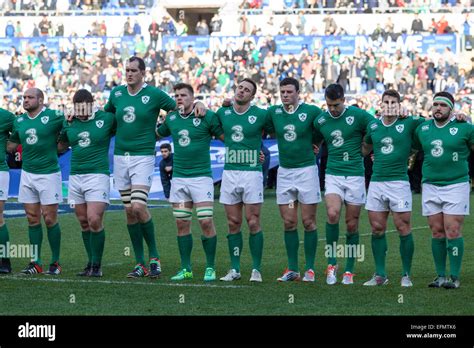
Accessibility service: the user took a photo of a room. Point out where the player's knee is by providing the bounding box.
[227,216,242,231]
[198,218,214,232]
[43,215,57,227]
[370,220,386,233]
[247,216,260,232]
[327,209,340,223]
[88,215,103,232]
[77,216,89,231]
[302,218,316,231]
[429,222,444,235]
[26,212,41,225]
[346,219,359,233]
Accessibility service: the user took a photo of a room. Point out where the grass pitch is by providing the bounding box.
[1,191,473,316]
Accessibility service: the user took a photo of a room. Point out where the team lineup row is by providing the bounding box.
[0,56,472,289]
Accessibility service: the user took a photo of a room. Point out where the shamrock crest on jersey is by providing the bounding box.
[346,116,354,125]
[450,127,458,135]
[96,120,104,128]
[193,118,201,127]
[248,115,256,124]
[123,106,135,123]
[142,96,150,104]
[41,116,49,124]
[396,124,404,133]
[298,113,307,122]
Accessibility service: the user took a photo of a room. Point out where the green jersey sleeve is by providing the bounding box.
[156,88,177,112]
[157,118,171,137]
[209,111,224,138]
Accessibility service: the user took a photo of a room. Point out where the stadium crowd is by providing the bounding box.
[0,36,472,117]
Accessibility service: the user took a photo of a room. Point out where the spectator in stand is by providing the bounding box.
[159,143,173,200]
[196,19,209,35]
[210,13,223,34]
[38,16,52,37]
[148,19,159,49]
[5,21,15,38]
[411,12,424,34]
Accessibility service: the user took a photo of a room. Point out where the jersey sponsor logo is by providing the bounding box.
[396,125,404,133]
[275,108,282,114]
[41,116,49,124]
[193,118,201,127]
[449,127,458,136]
[381,137,394,154]
[231,125,244,142]
[114,91,122,97]
[170,114,176,121]
[96,120,104,128]
[78,131,91,147]
[346,116,354,126]
[298,113,307,122]
[25,128,38,145]
[283,124,297,142]
[178,129,191,147]
[330,129,344,147]
[318,117,326,125]
[370,123,378,130]
[142,96,150,104]
[248,115,257,124]
[123,106,136,123]
[422,125,429,131]
[430,139,443,157]
[225,110,231,115]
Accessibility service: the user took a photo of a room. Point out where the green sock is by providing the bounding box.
[431,237,447,277]
[371,233,387,277]
[201,235,217,268]
[29,224,43,265]
[90,229,105,265]
[249,231,263,272]
[284,230,299,271]
[304,229,317,271]
[127,223,145,265]
[141,219,159,259]
[447,237,464,279]
[81,230,92,263]
[399,233,414,276]
[345,233,359,273]
[227,232,242,272]
[326,222,339,265]
[0,224,9,250]
[177,234,193,272]
[47,223,61,264]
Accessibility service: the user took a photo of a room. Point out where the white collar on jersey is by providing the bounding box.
[328,106,348,119]
[433,115,455,129]
[26,106,46,120]
[381,116,399,127]
[127,83,148,97]
[232,104,251,115]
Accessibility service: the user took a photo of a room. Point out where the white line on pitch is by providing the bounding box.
[2,275,249,289]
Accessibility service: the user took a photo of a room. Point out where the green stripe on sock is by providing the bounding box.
[431,237,447,277]
[249,231,263,272]
[447,237,464,279]
[304,229,317,271]
[29,224,43,265]
[91,229,105,265]
[345,232,359,273]
[371,233,387,277]
[47,223,61,264]
[81,230,92,263]
[201,235,216,268]
[127,223,145,265]
[399,233,414,276]
[178,234,193,272]
[227,232,242,272]
[141,219,159,260]
[284,230,299,271]
[326,222,339,265]
[0,224,9,249]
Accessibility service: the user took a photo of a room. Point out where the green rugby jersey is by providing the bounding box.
[9,108,63,174]
[157,110,223,178]
[59,110,116,175]
[216,105,270,171]
[364,116,424,182]
[413,119,474,186]
[267,103,322,169]
[104,84,176,156]
[0,108,15,172]
[313,106,374,176]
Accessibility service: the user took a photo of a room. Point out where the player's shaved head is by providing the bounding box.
[23,88,44,114]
